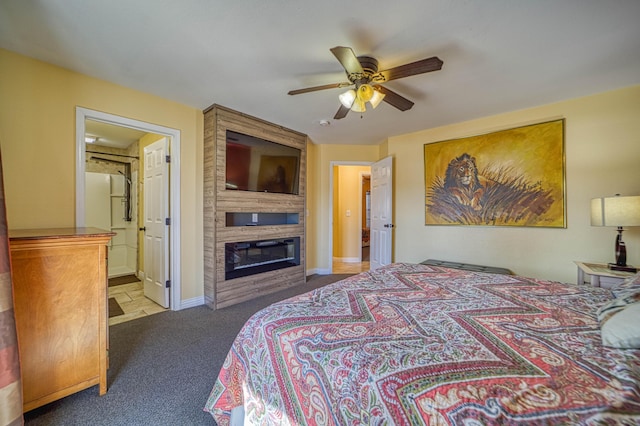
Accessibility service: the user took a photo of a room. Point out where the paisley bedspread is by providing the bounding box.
[204,263,640,425]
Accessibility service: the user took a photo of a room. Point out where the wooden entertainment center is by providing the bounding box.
[203,105,307,309]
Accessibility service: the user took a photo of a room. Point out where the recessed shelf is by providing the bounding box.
[225,212,299,227]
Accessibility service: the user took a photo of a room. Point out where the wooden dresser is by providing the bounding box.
[9,227,114,412]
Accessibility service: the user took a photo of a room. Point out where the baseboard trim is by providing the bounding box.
[178,296,205,310]
[332,257,361,263]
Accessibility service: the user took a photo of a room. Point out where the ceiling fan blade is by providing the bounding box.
[334,104,350,120]
[330,46,364,75]
[376,85,414,111]
[288,82,351,95]
[377,56,443,82]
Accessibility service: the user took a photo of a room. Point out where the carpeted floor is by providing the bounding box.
[23,273,354,425]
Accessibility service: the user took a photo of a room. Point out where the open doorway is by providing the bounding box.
[330,162,371,274]
[75,107,182,312]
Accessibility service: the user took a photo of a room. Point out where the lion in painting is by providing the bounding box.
[444,153,485,211]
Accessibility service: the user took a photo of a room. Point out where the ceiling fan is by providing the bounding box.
[288,46,443,120]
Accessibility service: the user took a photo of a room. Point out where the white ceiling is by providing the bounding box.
[1,1,639,146]
[85,119,147,149]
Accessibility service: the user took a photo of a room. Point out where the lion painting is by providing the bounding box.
[444,153,485,211]
[427,153,555,226]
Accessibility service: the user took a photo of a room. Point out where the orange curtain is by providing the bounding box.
[0,149,23,425]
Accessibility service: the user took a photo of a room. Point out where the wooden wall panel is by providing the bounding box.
[203,105,307,309]
[203,111,216,306]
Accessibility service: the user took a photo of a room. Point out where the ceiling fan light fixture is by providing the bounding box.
[369,89,385,109]
[351,97,366,113]
[357,84,374,103]
[339,89,356,108]
[289,46,444,120]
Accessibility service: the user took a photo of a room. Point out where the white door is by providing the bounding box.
[370,156,393,269]
[143,138,170,308]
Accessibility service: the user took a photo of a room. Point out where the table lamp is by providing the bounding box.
[591,194,640,272]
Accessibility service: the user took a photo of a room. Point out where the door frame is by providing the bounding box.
[359,171,371,262]
[75,107,182,311]
[328,161,371,273]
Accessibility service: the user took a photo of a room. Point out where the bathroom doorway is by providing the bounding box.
[75,107,182,312]
[84,120,145,278]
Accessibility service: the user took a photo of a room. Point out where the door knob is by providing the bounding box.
[139,227,146,231]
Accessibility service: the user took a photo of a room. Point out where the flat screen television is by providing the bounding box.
[225,130,301,195]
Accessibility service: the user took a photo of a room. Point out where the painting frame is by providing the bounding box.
[424,119,566,228]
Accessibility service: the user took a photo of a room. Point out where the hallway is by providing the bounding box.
[332,259,370,274]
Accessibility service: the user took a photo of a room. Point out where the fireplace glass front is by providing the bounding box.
[225,237,300,280]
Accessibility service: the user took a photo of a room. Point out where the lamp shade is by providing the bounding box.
[591,195,640,227]
[369,90,385,109]
[338,84,386,113]
[357,84,374,103]
[338,89,356,108]
[351,97,366,113]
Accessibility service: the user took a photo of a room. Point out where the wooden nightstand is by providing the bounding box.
[574,261,636,289]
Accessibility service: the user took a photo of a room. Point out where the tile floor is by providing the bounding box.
[332,259,370,274]
[108,280,167,326]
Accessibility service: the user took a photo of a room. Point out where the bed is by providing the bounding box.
[204,262,640,424]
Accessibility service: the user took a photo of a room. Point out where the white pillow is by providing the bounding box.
[600,302,640,349]
[597,288,640,348]
[611,272,640,298]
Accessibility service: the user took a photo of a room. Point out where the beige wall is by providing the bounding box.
[0,49,204,302]
[2,47,638,292]
[307,143,380,273]
[388,85,640,284]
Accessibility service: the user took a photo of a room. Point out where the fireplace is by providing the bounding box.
[225,237,300,280]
